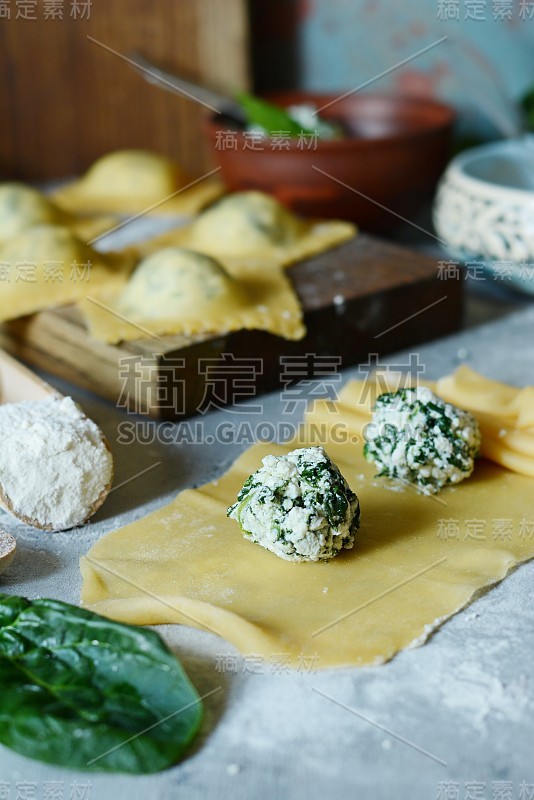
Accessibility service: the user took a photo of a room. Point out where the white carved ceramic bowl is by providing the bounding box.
[433,137,534,293]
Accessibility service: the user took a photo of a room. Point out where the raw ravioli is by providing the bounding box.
[79,246,305,343]
[133,191,356,268]
[0,224,132,322]
[52,150,224,217]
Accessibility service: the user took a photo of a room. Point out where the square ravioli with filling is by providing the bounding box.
[133,190,356,268]
[0,224,133,322]
[78,246,305,343]
[52,150,225,217]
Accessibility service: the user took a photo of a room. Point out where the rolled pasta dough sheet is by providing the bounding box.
[436,367,534,468]
[81,376,534,669]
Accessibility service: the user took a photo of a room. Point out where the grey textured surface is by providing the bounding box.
[0,294,533,800]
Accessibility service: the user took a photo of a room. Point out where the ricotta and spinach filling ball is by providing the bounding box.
[364,386,481,494]
[227,446,360,562]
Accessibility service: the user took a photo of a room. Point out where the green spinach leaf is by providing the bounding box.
[236,91,314,136]
[0,594,203,774]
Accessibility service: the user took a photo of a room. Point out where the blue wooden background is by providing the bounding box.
[251,0,534,138]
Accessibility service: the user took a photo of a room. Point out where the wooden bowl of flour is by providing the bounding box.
[0,350,113,531]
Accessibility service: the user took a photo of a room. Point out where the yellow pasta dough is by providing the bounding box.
[0,224,133,322]
[134,190,356,267]
[437,365,534,429]
[512,388,534,429]
[435,366,534,475]
[52,150,225,217]
[437,366,520,418]
[0,183,61,242]
[78,246,305,343]
[0,182,114,245]
[81,374,534,669]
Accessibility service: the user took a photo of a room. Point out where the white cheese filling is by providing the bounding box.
[228,446,360,562]
[364,386,481,495]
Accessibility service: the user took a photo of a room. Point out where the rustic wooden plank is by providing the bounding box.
[0,234,462,418]
[0,0,250,180]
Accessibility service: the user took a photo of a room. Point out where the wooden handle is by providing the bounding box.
[0,530,16,575]
[0,348,60,404]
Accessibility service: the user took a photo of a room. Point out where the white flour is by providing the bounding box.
[0,530,15,557]
[0,396,113,530]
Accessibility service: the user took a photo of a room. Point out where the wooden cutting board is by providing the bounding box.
[0,234,462,419]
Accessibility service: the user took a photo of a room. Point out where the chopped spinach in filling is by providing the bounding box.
[228,446,360,562]
[364,386,481,494]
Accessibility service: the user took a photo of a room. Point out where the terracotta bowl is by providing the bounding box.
[205,91,455,234]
